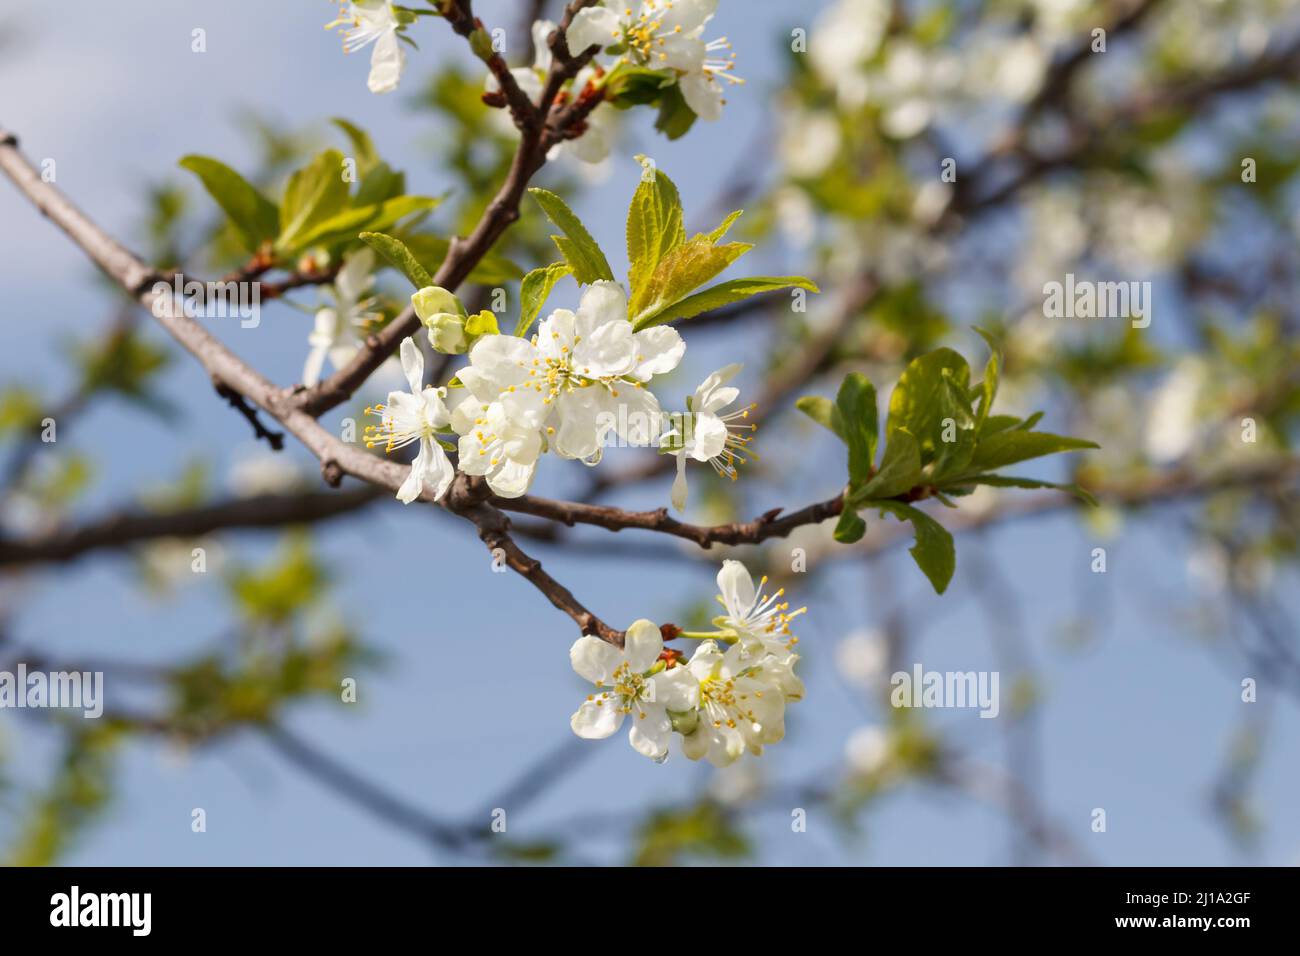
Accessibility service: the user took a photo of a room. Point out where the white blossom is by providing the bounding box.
[303,249,380,388]
[660,364,757,512]
[459,282,683,464]
[364,338,455,503]
[570,620,699,761]
[567,0,742,120]
[326,0,406,94]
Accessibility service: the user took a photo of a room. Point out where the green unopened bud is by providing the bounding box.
[411,285,464,323]
[468,27,495,61]
[425,312,468,354]
[668,708,699,736]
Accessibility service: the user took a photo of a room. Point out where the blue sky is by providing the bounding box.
[1,0,1297,866]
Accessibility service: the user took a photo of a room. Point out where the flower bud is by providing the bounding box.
[413,286,471,354]
[668,708,699,736]
[425,312,469,354]
[411,286,463,322]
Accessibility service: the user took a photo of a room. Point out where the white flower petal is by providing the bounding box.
[623,619,664,673]
[680,71,724,121]
[302,344,328,388]
[485,458,537,498]
[690,411,728,461]
[575,281,629,334]
[570,698,624,739]
[368,29,406,94]
[717,559,756,620]
[628,706,673,759]
[631,326,686,380]
[566,5,621,56]
[418,437,455,501]
[570,635,623,684]
[653,664,700,711]
[399,337,424,394]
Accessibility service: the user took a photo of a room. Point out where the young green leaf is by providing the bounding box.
[967,430,1099,472]
[517,262,573,337]
[655,83,699,140]
[627,157,685,296]
[857,428,921,500]
[972,327,1001,432]
[836,372,878,488]
[632,276,820,330]
[833,508,867,544]
[874,501,956,594]
[629,238,752,326]
[359,231,433,289]
[946,474,1098,506]
[353,162,406,207]
[795,395,845,441]
[706,210,744,244]
[886,348,975,474]
[285,194,438,254]
[178,156,279,253]
[528,188,614,284]
[978,414,1022,438]
[331,118,381,177]
[276,149,351,254]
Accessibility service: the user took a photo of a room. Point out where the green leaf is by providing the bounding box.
[629,238,752,326]
[654,83,698,140]
[979,414,1022,438]
[285,194,439,254]
[528,188,614,284]
[178,155,279,253]
[946,474,1098,506]
[706,210,744,243]
[359,231,433,289]
[795,395,844,441]
[833,508,867,544]
[276,149,351,254]
[857,428,921,500]
[627,157,686,300]
[874,501,956,594]
[632,275,819,330]
[604,64,677,106]
[886,348,975,478]
[1016,411,1045,431]
[967,430,1099,472]
[517,262,573,337]
[836,372,878,488]
[354,161,406,207]
[331,118,381,177]
[401,235,523,285]
[972,327,1001,432]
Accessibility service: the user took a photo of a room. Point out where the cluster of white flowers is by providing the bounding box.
[567,0,741,122]
[329,1,742,163]
[569,559,805,764]
[357,279,754,507]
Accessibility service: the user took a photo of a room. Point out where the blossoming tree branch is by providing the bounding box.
[4,0,1298,848]
[0,0,1129,768]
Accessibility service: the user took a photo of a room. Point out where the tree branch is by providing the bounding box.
[0,486,384,568]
